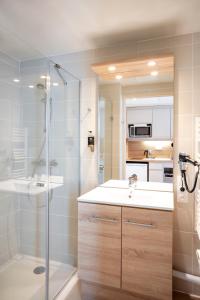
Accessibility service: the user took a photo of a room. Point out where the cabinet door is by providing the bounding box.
[149,162,164,182]
[78,202,121,288]
[149,169,163,182]
[152,108,171,139]
[127,108,152,124]
[170,108,173,139]
[122,207,172,300]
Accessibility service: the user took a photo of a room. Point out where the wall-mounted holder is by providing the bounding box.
[88,131,95,152]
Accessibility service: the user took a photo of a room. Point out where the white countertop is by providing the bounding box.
[127,158,173,163]
[78,186,174,211]
[101,180,173,192]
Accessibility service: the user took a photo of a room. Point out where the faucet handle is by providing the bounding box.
[132,173,138,182]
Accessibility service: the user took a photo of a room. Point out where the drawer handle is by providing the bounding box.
[89,216,118,223]
[124,220,154,228]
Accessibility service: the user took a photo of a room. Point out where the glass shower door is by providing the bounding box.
[0,53,50,300]
[47,62,80,299]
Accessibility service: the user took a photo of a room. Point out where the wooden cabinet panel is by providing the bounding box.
[78,202,121,288]
[122,207,173,300]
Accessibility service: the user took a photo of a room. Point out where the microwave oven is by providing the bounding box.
[128,123,152,138]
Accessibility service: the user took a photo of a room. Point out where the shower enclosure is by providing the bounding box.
[0,34,80,299]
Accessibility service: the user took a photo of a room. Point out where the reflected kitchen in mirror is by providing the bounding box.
[92,55,174,185]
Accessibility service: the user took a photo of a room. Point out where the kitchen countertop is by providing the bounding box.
[127,158,173,163]
[101,179,173,192]
[78,185,174,211]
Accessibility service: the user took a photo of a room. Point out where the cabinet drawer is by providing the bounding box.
[122,207,172,300]
[78,203,121,288]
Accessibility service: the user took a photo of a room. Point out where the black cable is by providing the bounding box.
[181,165,200,193]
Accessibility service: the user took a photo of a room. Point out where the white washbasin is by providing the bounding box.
[78,186,174,211]
[0,176,63,195]
[101,180,173,192]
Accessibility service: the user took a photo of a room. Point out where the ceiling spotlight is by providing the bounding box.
[13,78,20,82]
[40,75,47,79]
[108,65,116,72]
[52,82,59,86]
[115,74,123,80]
[147,60,156,67]
[150,71,159,76]
[28,85,34,89]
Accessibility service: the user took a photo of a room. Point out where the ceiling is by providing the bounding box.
[0,0,200,60]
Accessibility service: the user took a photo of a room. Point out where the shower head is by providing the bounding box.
[36,83,46,90]
[54,64,67,86]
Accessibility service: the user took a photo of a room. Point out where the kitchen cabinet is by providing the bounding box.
[149,162,163,182]
[149,162,173,183]
[170,107,173,139]
[78,202,121,288]
[126,162,148,181]
[127,106,173,140]
[127,108,152,124]
[152,107,171,139]
[122,207,172,300]
[78,202,173,300]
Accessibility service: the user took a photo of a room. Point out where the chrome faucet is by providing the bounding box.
[128,174,138,188]
[128,174,137,199]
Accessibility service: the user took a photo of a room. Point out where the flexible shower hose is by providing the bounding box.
[181,165,200,193]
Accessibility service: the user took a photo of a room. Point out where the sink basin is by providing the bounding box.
[0,177,63,195]
[101,180,173,192]
[78,186,174,211]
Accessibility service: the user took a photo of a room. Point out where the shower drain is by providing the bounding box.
[33,266,46,275]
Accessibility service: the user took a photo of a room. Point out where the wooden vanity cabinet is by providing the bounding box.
[78,202,121,288]
[78,202,173,300]
[122,207,173,300]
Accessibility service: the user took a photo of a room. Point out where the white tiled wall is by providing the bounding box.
[0,51,21,264]
[52,32,200,295]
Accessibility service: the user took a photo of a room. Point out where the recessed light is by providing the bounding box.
[40,75,47,79]
[115,74,123,80]
[150,71,159,76]
[147,60,156,67]
[52,82,59,86]
[13,78,20,83]
[108,65,116,72]
[28,85,34,89]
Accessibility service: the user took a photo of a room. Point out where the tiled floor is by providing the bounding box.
[174,292,200,299]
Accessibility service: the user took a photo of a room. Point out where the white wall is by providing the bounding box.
[52,32,200,295]
[0,51,21,264]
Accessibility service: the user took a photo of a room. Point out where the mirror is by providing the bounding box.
[93,55,174,184]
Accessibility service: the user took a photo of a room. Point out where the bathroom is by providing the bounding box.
[0,1,200,299]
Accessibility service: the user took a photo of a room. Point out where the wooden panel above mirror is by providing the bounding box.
[92,54,174,81]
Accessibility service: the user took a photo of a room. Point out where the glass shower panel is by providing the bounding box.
[0,50,22,298]
[48,62,80,299]
[0,27,80,299]
[0,47,49,299]
[15,59,50,300]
